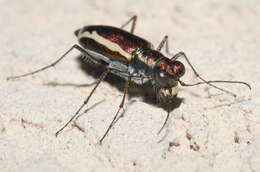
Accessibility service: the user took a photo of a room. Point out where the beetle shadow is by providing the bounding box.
[45,56,183,112]
[76,56,183,112]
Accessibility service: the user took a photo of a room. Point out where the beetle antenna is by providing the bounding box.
[171,52,251,97]
[179,79,251,97]
[179,80,251,89]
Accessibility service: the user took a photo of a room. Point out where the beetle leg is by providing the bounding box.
[7,44,97,80]
[99,75,131,145]
[120,15,137,34]
[55,68,111,137]
[157,106,170,134]
[156,35,174,56]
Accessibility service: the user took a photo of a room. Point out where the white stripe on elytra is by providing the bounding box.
[78,31,132,61]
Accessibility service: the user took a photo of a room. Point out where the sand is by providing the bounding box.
[1,0,260,171]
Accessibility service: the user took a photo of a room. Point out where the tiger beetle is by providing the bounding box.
[7,16,251,144]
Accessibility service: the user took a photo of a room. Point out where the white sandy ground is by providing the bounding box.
[0,0,260,171]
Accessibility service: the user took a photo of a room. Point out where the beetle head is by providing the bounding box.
[153,59,185,87]
[134,49,185,102]
[152,56,185,102]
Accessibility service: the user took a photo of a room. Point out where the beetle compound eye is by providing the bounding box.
[154,67,172,87]
[172,61,185,78]
[156,71,169,87]
[159,71,165,78]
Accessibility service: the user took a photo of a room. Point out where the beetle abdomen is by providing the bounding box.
[75,26,153,62]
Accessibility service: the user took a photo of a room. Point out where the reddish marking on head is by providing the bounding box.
[173,65,182,74]
[158,60,168,70]
[147,57,154,64]
[166,68,174,75]
[171,62,185,77]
